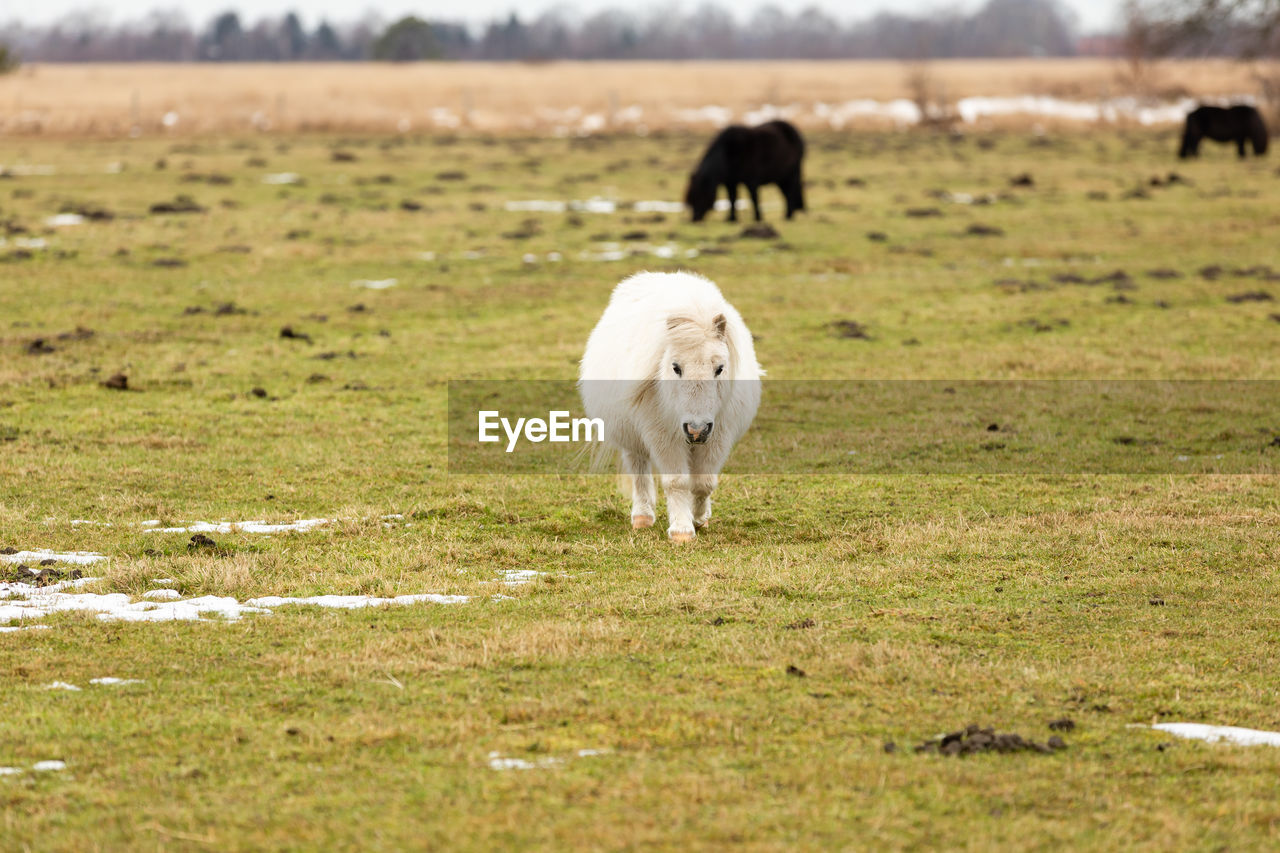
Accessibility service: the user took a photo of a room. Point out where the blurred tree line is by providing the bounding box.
[1124,0,1280,58]
[1,0,1085,62]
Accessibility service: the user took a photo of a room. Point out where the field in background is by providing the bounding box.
[1,59,1277,136]
[1,126,1279,848]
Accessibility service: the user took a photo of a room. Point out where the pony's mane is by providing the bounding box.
[627,310,737,409]
[663,312,738,375]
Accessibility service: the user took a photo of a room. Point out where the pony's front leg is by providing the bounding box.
[691,472,717,529]
[1238,137,1248,158]
[659,471,697,543]
[621,450,656,529]
[691,443,729,530]
[725,183,739,222]
[747,185,761,222]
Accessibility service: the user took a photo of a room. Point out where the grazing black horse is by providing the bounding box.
[684,120,805,223]
[1179,105,1269,159]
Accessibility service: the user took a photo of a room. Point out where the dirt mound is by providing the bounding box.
[907,724,1068,756]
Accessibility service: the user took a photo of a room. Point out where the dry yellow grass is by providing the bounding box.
[0,59,1275,137]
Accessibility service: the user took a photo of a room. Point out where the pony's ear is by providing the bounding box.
[712,314,728,338]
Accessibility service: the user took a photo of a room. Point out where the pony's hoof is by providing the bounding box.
[693,517,711,530]
[668,530,696,543]
[632,515,654,529]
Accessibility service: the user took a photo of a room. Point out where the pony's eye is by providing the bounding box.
[672,363,682,377]
[714,365,724,376]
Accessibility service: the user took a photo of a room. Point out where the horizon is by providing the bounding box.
[2,0,1126,35]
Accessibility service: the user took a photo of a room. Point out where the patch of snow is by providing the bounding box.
[142,589,181,601]
[504,197,617,214]
[143,518,331,534]
[89,677,144,686]
[674,105,734,126]
[815,98,922,128]
[150,578,175,585]
[497,570,544,587]
[0,550,108,565]
[105,162,123,174]
[32,761,66,772]
[244,593,470,609]
[0,767,21,776]
[487,748,604,770]
[99,596,268,623]
[582,248,629,262]
[633,200,684,214]
[140,520,161,528]
[45,213,84,227]
[350,279,397,290]
[487,752,562,771]
[0,578,257,625]
[44,682,81,691]
[614,105,643,124]
[429,108,461,129]
[0,164,56,176]
[262,172,301,185]
[575,197,616,214]
[505,199,566,213]
[742,103,798,126]
[1153,723,1280,747]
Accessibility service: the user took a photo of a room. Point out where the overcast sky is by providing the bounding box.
[0,0,1125,34]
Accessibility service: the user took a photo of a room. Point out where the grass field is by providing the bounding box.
[2,123,1280,849]
[2,58,1277,136]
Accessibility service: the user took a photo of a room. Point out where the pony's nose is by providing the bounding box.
[683,421,713,443]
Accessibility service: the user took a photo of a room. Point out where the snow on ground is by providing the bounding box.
[504,197,617,214]
[0,577,472,628]
[89,677,145,686]
[667,94,1244,131]
[1,516,534,631]
[2,550,108,565]
[0,761,68,777]
[487,748,607,771]
[142,518,331,534]
[1152,723,1280,747]
[245,593,470,608]
[496,570,544,586]
[44,678,144,689]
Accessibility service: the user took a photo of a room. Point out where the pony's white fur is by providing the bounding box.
[579,271,762,542]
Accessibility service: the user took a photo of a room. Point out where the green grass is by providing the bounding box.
[1,127,1279,850]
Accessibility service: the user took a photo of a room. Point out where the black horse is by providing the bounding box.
[684,120,805,223]
[1179,105,1269,159]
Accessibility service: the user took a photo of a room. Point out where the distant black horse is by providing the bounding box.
[1179,105,1269,159]
[684,120,805,223]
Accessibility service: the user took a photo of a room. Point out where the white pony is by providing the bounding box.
[579,271,762,542]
